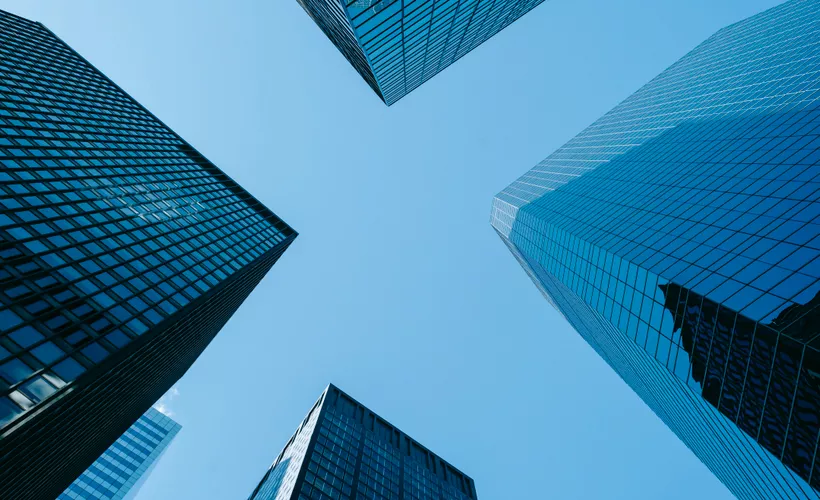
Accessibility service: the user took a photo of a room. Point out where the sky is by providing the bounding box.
[2,0,785,498]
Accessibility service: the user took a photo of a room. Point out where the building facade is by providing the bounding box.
[0,9,296,499]
[296,0,546,105]
[492,0,820,498]
[59,407,181,500]
[248,384,478,500]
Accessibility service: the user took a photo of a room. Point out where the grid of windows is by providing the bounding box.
[357,432,401,498]
[301,409,359,499]
[0,9,295,499]
[296,0,383,100]
[0,10,294,432]
[401,459,472,500]
[252,391,327,500]
[297,0,547,105]
[492,1,820,498]
[58,407,181,500]
[249,385,478,500]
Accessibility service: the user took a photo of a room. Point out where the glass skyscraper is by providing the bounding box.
[59,407,181,500]
[248,384,478,500]
[296,0,546,105]
[0,9,296,499]
[492,0,820,498]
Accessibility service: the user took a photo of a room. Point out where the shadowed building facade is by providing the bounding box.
[0,9,296,499]
[492,0,820,498]
[59,407,181,500]
[248,384,478,500]
[295,0,547,105]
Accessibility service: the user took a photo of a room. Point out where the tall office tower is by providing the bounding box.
[248,384,478,500]
[0,9,296,499]
[59,407,181,500]
[491,0,820,498]
[296,0,546,105]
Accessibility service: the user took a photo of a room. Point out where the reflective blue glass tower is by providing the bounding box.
[59,407,181,500]
[0,9,296,498]
[249,384,478,500]
[492,1,820,498]
[296,0,546,105]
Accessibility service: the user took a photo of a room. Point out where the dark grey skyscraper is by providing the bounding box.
[248,384,478,500]
[296,0,547,105]
[492,0,820,498]
[0,9,296,499]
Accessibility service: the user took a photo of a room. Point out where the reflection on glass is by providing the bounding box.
[661,283,820,488]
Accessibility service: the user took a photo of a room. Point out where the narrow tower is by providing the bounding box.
[59,407,181,500]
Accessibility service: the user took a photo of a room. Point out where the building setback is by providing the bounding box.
[296,0,547,105]
[0,9,296,499]
[249,384,477,500]
[59,407,181,500]
[492,0,820,498]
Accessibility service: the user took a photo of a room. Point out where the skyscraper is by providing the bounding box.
[0,9,296,499]
[296,0,546,105]
[248,384,478,500]
[59,407,181,500]
[492,0,820,498]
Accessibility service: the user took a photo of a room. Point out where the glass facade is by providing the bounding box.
[249,384,478,500]
[59,407,181,500]
[296,0,546,105]
[0,9,296,499]
[492,0,820,498]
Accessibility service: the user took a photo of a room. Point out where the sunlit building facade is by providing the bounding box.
[296,0,547,105]
[0,9,296,499]
[249,384,478,500]
[59,407,181,500]
[492,0,820,498]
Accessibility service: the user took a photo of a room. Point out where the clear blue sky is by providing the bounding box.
[4,1,783,498]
